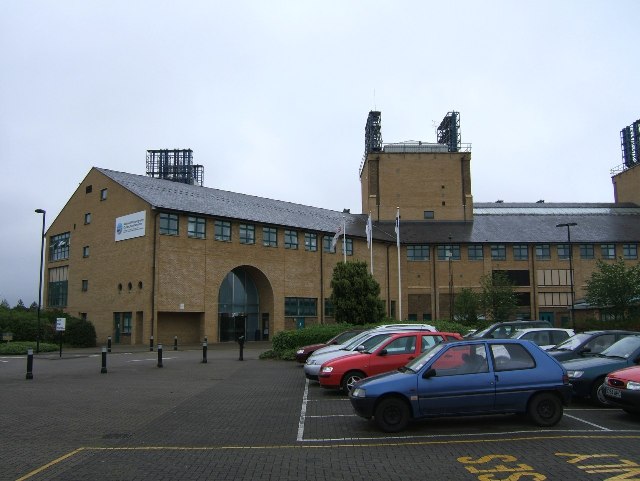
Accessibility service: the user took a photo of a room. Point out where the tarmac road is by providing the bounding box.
[1,342,639,481]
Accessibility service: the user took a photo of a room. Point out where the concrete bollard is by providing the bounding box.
[26,348,34,380]
[107,336,112,353]
[149,335,154,352]
[101,346,108,374]
[202,341,208,364]
[157,344,163,368]
[173,336,178,351]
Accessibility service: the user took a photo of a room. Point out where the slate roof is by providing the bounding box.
[98,168,640,245]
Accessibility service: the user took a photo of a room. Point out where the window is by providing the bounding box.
[48,266,68,307]
[623,243,638,260]
[215,220,231,241]
[491,343,535,371]
[82,246,89,258]
[494,270,530,286]
[324,298,334,317]
[491,244,506,260]
[49,232,70,261]
[85,185,92,194]
[601,244,616,259]
[188,216,206,239]
[284,297,317,316]
[407,245,429,261]
[81,279,88,292]
[580,244,594,259]
[114,312,132,335]
[557,244,570,260]
[305,233,317,252]
[423,211,434,219]
[240,224,255,245]
[431,344,488,375]
[344,238,353,256]
[513,245,528,261]
[100,188,108,201]
[263,227,277,247]
[84,213,91,225]
[535,244,551,260]
[437,244,460,260]
[323,236,336,253]
[284,230,298,249]
[468,245,484,261]
[383,336,417,355]
[159,213,179,235]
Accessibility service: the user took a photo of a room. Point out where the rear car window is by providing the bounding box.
[490,344,535,371]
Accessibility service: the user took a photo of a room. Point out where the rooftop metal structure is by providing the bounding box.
[621,119,640,168]
[437,111,461,152]
[364,111,382,154]
[146,149,204,186]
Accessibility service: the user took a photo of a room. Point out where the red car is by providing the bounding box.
[600,365,640,416]
[318,330,463,393]
[295,329,365,363]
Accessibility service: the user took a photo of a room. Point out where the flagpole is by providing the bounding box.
[342,217,346,263]
[396,207,402,320]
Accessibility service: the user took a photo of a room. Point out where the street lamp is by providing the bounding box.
[447,235,454,322]
[556,222,577,331]
[35,209,46,354]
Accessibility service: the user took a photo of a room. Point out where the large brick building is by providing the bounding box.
[43,112,640,345]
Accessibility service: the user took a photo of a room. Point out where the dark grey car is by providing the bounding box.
[547,330,640,362]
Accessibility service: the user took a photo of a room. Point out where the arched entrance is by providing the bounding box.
[218,266,272,342]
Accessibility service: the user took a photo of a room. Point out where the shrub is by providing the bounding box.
[64,317,97,347]
[271,323,355,353]
[0,341,58,355]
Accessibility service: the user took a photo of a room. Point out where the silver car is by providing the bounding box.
[303,324,436,380]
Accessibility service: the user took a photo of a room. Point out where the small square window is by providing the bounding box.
[284,230,298,249]
[623,243,637,260]
[468,245,484,260]
[437,245,460,260]
[240,224,255,245]
[188,216,206,239]
[557,244,570,260]
[580,244,594,259]
[305,233,317,252]
[513,245,528,261]
[215,220,231,241]
[263,227,277,247]
[536,244,551,260]
[84,213,91,225]
[85,185,92,194]
[81,279,88,292]
[601,244,616,259]
[100,188,108,201]
[159,213,179,235]
[491,244,506,261]
[82,246,90,258]
[423,211,434,220]
[323,236,336,253]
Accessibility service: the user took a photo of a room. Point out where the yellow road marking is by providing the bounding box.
[16,448,85,481]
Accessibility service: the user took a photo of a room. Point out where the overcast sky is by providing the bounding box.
[1,1,638,307]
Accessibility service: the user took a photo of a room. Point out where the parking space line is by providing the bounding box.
[16,448,85,481]
[297,379,310,442]
[564,413,612,431]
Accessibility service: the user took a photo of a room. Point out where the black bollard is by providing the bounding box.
[238,335,245,361]
[173,336,178,351]
[202,341,208,364]
[149,335,154,352]
[26,348,34,380]
[101,346,107,374]
[107,336,112,353]
[157,344,163,368]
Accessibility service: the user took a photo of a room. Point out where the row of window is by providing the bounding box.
[407,243,638,261]
[160,213,354,255]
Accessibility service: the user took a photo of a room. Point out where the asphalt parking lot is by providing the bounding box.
[1,343,639,481]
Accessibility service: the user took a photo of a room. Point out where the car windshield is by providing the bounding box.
[404,343,446,372]
[342,331,375,350]
[600,336,640,359]
[359,333,393,352]
[550,332,590,350]
[332,330,361,344]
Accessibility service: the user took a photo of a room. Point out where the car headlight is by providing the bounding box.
[321,366,334,373]
[567,370,584,379]
[306,359,316,365]
[627,381,640,391]
[296,349,304,354]
[351,388,366,398]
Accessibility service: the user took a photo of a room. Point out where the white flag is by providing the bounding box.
[365,214,372,249]
[331,224,343,250]
[395,208,400,248]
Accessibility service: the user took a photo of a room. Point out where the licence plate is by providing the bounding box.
[605,386,622,399]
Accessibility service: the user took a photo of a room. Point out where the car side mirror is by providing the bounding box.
[422,368,436,379]
[579,347,591,355]
[378,349,388,356]
[355,345,365,352]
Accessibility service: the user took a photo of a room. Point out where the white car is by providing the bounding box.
[509,328,575,350]
[303,324,436,380]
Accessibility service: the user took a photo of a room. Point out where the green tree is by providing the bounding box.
[585,258,640,322]
[454,288,482,326]
[15,299,27,311]
[480,271,517,322]
[330,261,385,324]
[0,299,9,310]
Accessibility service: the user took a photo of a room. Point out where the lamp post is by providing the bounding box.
[556,222,577,331]
[447,235,454,322]
[35,209,46,354]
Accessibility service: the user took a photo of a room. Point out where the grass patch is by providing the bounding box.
[0,342,58,355]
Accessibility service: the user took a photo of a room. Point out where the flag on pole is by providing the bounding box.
[395,208,400,247]
[331,223,343,251]
[365,213,372,249]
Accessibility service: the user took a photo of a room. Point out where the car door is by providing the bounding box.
[367,334,418,376]
[490,342,540,411]
[417,344,495,416]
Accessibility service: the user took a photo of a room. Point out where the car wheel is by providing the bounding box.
[595,384,610,407]
[590,377,608,407]
[374,397,410,432]
[341,370,366,394]
[527,392,563,427]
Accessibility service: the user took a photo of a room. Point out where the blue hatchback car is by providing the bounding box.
[349,339,572,432]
